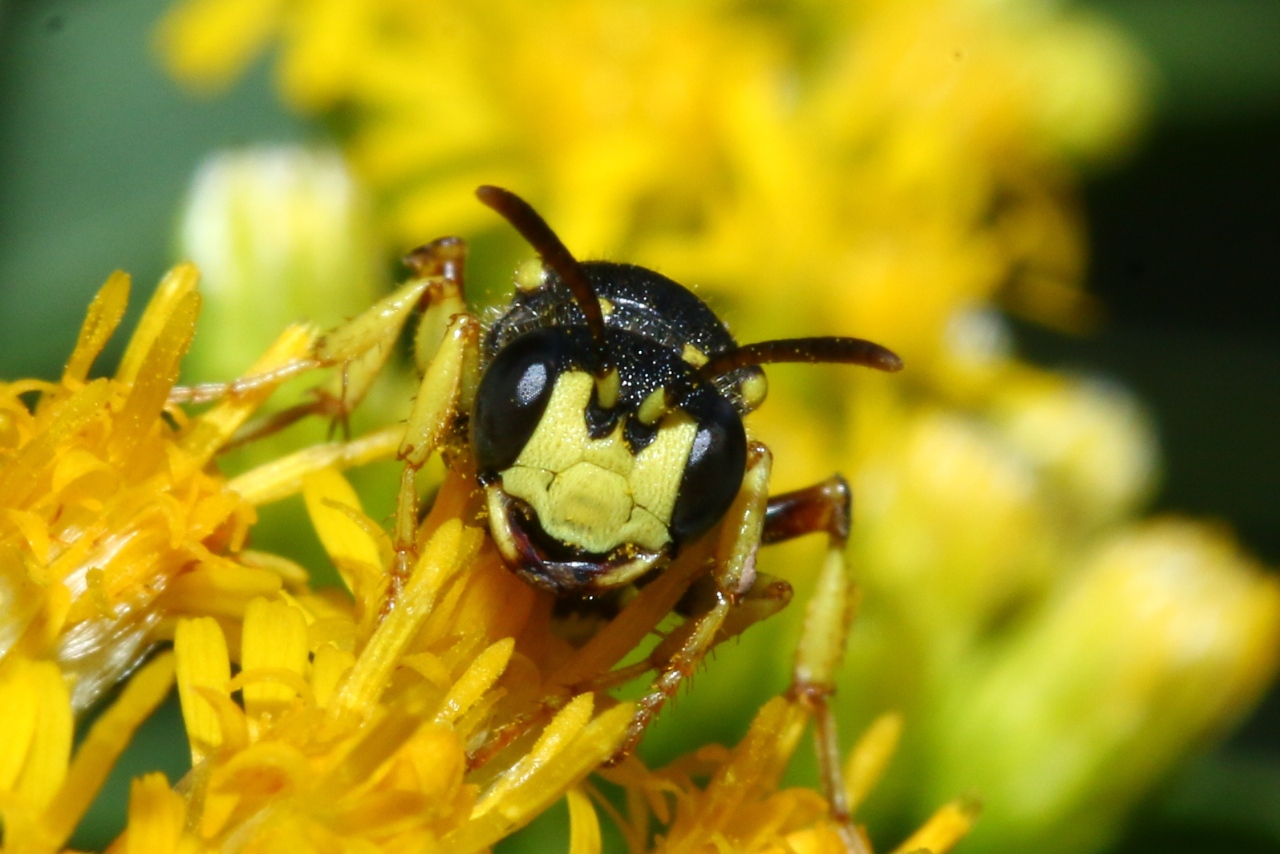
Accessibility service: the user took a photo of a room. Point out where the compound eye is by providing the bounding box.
[473,329,579,473]
[669,394,747,544]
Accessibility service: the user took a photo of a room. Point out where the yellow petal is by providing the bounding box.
[14,661,72,810]
[109,289,200,464]
[161,560,282,619]
[448,701,632,853]
[845,712,903,812]
[0,661,44,790]
[175,617,231,765]
[302,468,384,595]
[116,263,199,386]
[42,653,176,845]
[471,692,597,820]
[157,0,285,90]
[6,509,52,566]
[311,643,355,710]
[331,519,468,715]
[124,772,188,854]
[50,446,113,496]
[228,423,402,506]
[0,379,111,509]
[890,799,980,854]
[241,597,310,718]
[567,787,602,854]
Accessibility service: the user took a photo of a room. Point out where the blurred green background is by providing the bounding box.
[1,0,1277,850]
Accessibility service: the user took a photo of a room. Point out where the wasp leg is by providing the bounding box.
[171,237,468,445]
[167,359,324,405]
[590,571,793,694]
[609,442,774,760]
[765,475,869,854]
[403,237,468,373]
[217,395,348,453]
[384,234,481,614]
[386,310,481,611]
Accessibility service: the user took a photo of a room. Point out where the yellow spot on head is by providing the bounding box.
[598,297,614,316]
[515,259,545,293]
[681,343,708,367]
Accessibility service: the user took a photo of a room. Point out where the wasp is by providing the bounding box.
[390,187,901,847]
[187,186,901,849]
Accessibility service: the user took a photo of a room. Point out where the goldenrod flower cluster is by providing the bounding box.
[158,0,1144,353]
[0,268,302,847]
[0,266,307,714]
[1,273,967,852]
[1,0,1270,850]
[152,0,1278,851]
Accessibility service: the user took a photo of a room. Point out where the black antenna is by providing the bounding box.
[697,337,904,381]
[476,186,608,350]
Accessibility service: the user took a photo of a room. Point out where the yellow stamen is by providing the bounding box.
[64,270,129,384]
[434,638,515,726]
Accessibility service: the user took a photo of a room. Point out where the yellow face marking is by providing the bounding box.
[681,343,708,367]
[514,259,545,292]
[636,386,669,426]
[598,297,614,316]
[500,371,697,554]
[484,483,666,593]
[595,366,620,409]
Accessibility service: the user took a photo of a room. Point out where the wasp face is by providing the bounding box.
[468,186,897,598]
[471,326,747,596]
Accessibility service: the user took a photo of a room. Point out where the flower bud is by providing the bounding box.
[177,146,382,383]
[928,520,1280,854]
[992,373,1160,525]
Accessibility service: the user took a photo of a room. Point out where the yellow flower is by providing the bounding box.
[2,263,653,850]
[0,654,175,851]
[112,465,638,850]
[108,461,976,852]
[157,0,1147,361]
[148,2,1277,853]
[602,698,974,854]
[926,520,1280,854]
[178,146,384,386]
[815,367,1280,851]
[0,267,309,712]
[611,698,849,853]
